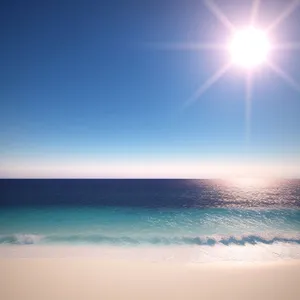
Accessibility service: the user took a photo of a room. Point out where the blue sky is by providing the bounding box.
[1,0,300,178]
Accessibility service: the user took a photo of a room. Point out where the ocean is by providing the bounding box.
[1,179,300,262]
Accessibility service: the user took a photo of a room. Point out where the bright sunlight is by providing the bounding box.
[229,27,271,69]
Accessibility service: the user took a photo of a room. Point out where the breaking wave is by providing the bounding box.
[1,233,300,246]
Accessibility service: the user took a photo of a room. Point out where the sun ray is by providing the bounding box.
[203,0,236,33]
[245,72,254,145]
[267,61,300,92]
[250,0,261,25]
[184,62,232,107]
[144,42,226,51]
[272,42,300,50]
[266,0,300,33]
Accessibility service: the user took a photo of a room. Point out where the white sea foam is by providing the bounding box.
[13,234,43,245]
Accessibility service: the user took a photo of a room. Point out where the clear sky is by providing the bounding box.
[1,0,300,178]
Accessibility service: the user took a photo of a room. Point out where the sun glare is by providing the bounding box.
[228,177,271,189]
[229,27,271,69]
[154,0,300,144]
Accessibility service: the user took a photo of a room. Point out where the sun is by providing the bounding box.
[151,0,300,110]
[229,27,271,69]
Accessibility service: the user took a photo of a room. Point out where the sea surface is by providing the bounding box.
[1,179,300,262]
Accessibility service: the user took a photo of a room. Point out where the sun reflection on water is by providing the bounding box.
[227,177,272,189]
[210,178,290,209]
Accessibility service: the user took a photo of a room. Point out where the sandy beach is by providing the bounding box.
[1,247,300,300]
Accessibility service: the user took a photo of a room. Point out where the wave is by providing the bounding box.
[0,234,44,245]
[1,233,300,246]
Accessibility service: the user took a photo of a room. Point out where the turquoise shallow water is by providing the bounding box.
[0,207,299,246]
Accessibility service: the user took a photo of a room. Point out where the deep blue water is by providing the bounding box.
[0,179,299,251]
[1,179,300,208]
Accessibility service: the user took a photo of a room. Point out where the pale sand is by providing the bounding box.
[1,257,300,300]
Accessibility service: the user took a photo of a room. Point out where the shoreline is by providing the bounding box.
[1,244,300,262]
